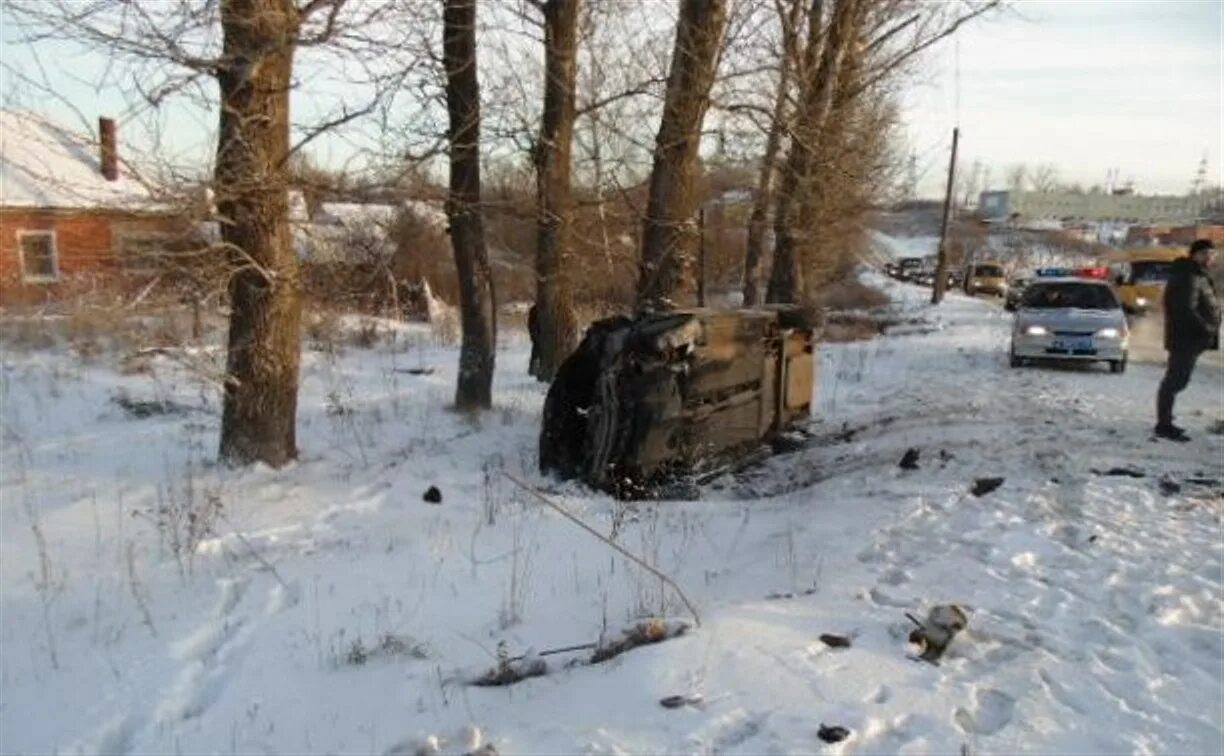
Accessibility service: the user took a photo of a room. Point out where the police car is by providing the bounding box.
[1009,267,1129,373]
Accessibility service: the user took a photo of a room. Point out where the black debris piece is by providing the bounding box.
[1158,478,1182,496]
[818,725,851,744]
[423,486,443,504]
[970,477,1004,497]
[1092,467,1145,478]
[899,448,920,470]
[659,694,703,709]
[1185,476,1222,487]
[819,633,852,649]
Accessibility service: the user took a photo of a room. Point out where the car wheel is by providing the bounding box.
[1110,356,1127,374]
[1010,351,1023,368]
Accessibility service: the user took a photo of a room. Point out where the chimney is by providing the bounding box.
[99,117,118,182]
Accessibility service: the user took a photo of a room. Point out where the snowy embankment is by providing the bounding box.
[2,283,1221,755]
[868,230,940,265]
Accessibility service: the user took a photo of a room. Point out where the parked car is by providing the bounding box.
[965,262,1008,297]
[1009,275,1129,373]
[896,257,925,281]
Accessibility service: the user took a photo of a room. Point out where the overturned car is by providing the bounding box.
[539,308,817,498]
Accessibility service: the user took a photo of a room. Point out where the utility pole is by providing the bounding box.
[932,127,960,305]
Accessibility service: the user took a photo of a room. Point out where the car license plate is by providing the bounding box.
[1053,336,1092,352]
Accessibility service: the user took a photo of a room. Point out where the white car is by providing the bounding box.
[1010,276,1129,373]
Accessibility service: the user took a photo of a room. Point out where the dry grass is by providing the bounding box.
[816,272,893,343]
[822,315,885,343]
[816,276,891,312]
[0,280,228,366]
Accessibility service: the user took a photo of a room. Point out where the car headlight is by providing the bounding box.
[1096,328,1121,339]
[1024,325,1048,336]
[1135,297,1148,307]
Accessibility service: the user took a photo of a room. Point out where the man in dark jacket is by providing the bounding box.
[1155,239,1220,441]
[527,304,541,378]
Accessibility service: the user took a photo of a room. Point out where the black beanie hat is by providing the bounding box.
[1189,238,1215,255]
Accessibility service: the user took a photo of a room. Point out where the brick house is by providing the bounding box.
[0,110,195,305]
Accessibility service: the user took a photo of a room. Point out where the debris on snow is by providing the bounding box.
[817,724,851,743]
[819,633,852,649]
[765,585,818,600]
[589,619,690,664]
[111,391,195,419]
[899,448,920,470]
[1092,466,1146,478]
[423,486,443,504]
[470,654,547,687]
[906,604,969,663]
[659,693,704,709]
[1158,477,1183,496]
[970,477,1004,497]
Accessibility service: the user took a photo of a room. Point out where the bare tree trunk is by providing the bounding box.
[443,0,497,410]
[635,0,728,311]
[796,1,865,293]
[743,0,803,307]
[533,0,581,381]
[217,0,302,467]
[766,0,857,304]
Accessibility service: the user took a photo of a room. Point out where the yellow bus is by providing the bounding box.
[1107,247,1186,314]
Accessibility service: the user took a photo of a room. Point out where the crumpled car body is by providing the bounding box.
[540,308,816,498]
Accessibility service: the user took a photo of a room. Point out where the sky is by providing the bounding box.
[1,0,1221,199]
[901,0,1223,197]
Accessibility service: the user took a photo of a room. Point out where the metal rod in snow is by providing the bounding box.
[932,126,960,305]
[502,472,702,627]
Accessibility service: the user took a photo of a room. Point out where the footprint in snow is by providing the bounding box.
[954,688,1016,736]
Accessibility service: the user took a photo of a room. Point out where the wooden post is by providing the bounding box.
[932,127,959,305]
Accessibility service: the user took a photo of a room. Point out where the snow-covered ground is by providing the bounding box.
[870,231,940,263]
[2,280,1222,755]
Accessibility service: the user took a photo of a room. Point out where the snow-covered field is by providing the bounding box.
[2,280,1222,755]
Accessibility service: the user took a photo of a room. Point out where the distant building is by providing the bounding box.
[0,110,192,303]
[978,189,1216,225]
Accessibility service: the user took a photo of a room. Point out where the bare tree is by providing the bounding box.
[531,0,581,381]
[960,158,983,208]
[1029,163,1059,193]
[756,0,999,303]
[636,0,729,311]
[767,0,862,304]
[443,0,497,409]
[216,0,304,466]
[7,0,424,466]
[741,0,804,307]
[1007,163,1027,193]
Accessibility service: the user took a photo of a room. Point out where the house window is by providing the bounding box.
[117,232,172,273]
[18,230,58,282]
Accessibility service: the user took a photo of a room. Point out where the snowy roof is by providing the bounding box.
[0,110,160,211]
[316,202,400,228]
